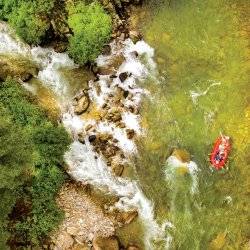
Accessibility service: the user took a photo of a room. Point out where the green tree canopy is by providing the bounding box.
[0,104,34,249]
[68,2,112,64]
[0,79,71,248]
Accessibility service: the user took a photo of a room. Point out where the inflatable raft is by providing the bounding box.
[210,135,231,170]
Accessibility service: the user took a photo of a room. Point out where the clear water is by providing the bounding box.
[133,0,250,249]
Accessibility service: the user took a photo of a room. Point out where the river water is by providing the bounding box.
[0,0,249,249]
[132,0,250,249]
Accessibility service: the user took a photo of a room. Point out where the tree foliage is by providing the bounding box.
[0,104,34,249]
[0,79,71,248]
[0,0,55,44]
[68,2,112,64]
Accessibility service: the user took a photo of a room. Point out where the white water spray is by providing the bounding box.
[0,22,169,249]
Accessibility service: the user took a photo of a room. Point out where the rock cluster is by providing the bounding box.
[83,132,126,177]
[52,183,115,250]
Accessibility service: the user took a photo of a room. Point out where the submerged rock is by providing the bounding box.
[74,91,90,115]
[116,210,138,225]
[172,149,190,163]
[92,236,119,250]
[209,232,227,250]
[0,55,38,81]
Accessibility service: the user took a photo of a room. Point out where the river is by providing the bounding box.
[131,0,250,249]
[0,0,249,249]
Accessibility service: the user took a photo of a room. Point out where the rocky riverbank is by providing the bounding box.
[0,2,159,246]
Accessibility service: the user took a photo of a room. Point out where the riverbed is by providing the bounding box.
[131,0,250,249]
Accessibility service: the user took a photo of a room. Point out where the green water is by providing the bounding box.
[135,0,250,249]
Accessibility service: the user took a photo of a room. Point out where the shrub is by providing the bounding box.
[0,104,34,248]
[32,123,71,165]
[68,2,112,64]
[0,79,71,247]
[9,2,50,44]
[16,165,65,244]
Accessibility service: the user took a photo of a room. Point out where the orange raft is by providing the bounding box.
[210,135,231,170]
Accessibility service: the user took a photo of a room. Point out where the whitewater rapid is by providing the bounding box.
[0,22,170,249]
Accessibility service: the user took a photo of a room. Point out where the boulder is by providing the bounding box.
[92,236,119,250]
[119,72,129,82]
[78,132,86,144]
[74,92,90,115]
[111,163,124,176]
[116,210,138,225]
[0,55,38,81]
[72,243,89,250]
[123,90,129,98]
[126,129,135,139]
[53,231,74,250]
[89,135,97,143]
[66,226,79,236]
[129,31,141,43]
[102,44,112,56]
[172,149,190,163]
[53,41,68,53]
[126,245,140,250]
[106,108,122,122]
[130,51,139,58]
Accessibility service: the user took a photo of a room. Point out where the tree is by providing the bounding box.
[0,105,34,248]
[9,1,50,44]
[68,2,112,64]
[0,79,71,247]
[32,123,71,165]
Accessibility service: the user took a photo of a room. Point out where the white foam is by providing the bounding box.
[0,22,30,55]
[97,121,137,154]
[190,80,222,104]
[165,156,199,194]
[122,112,141,134]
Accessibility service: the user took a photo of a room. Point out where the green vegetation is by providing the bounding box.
[0,0,112,63]
[0,0,55,44]
[67,2,112,64]
[0,78,71,248]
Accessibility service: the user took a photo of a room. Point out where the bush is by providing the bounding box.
[32,123,71,165]
[0,79,71,247]
[0,104,34,248]
[68,2,112,64]
[0,0,19,20]
[16,165,65,244]
[9,2,50,44]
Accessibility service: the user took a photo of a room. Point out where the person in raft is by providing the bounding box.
[214,140,226,164]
